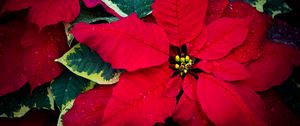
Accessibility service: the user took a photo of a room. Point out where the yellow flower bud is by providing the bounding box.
[180,57,185,63]
[175,55,180,62]
[175,64,180,69]
[185,55,190,61]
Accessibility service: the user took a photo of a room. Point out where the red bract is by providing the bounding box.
[64,0,274,125]
[236,41,300,91]
[71,14,169,72]
[220,2,300,91]
[1,0,80,29]
[64,65,176,126]
[0,17,68,96]
[223,2,272,63]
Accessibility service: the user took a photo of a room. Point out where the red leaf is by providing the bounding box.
[173,94,213,126]
[236,41,300,91]
[195,17,250,60]
[182,75,197,100]
[165,76,182,97]
[63,85,114,126]
[205,0,229,24]
[223,2,272,63]
[102,66,176,126]
[72,14,169,72]
[0,19,28,96]
[2,0,80,29]
[188,26,208,57]
[82,0,122,18]
[0,17,68,96]
[22,23,68,91]
[64,65,176,126]
[197,74,267,126]
[197,59,249,81]
[152,0,207,47]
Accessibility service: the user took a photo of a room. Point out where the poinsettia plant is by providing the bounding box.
[0,0,300,126]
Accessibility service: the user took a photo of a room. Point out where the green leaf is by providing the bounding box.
[245,0,292,17]
[57,100,75,126]
[102,0,153,18]
[74,1,118,24]
[56,44,120,84]
[51,71,96,110]
[0,84,54,118]
[245,0,266,12]
[264,0,291,18]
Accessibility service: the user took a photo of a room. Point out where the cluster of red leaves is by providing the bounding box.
[0,0,299,126]
[62,0,299,126]
[0,0,79,95]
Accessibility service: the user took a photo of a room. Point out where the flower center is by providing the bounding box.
[174,54,193,76]
[169,44,202,80]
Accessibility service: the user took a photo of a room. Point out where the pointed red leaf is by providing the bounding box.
[29,0,80,29]
[173,94,213,126]
[64,65,176,126]
[63,85,114,126]
[236,41,300,91]
[0,19,28,96]
[223,2,272,63]
[22,23,68,91]
[188,26,208,57]
[2,0,80,29]
[197,59,249,81]
[72,14,169,72]
[205,0,229,24]
[182,75,197,100]
[195,17,250,60]
[165,76,182,97]
[102,66,176,126]
[152,0,207,47]
[197,74,267,126]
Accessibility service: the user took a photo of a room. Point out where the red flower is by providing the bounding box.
[0,16,68,96]
[61,0,285,125]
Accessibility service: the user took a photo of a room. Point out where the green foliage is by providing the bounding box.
[0,84,54,118]
[57,100,75,126]
[102,0,153,18]
[56,44,120,84]
[74,2,118,24]
[51,71,95,110]
[245,0,291,17]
